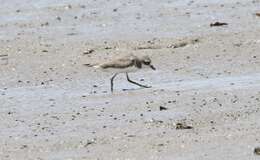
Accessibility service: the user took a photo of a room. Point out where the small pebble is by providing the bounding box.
[83,49,94,55]
[159,106,168,111]
[176,122,193,130]
[56,16,61,21]
[254,147,260,155]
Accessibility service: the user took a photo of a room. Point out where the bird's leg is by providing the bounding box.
[110,73,118,92]
[126,73,151,88]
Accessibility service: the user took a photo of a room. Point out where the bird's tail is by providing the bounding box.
[83,63,100,68]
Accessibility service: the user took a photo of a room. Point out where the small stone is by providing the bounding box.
[65,4,72,10]
[127,135,136,137]
[104,46,112,49]
[41,22,49,27]
[83,49,94,55]
[80,5,86,9]
[254,147,260,155]
[67,33,77,36]
[176,122,193,130]
[56,16,61,21]
[84,139,95,147]
[159,106,168,111]
[20,145,28,149]
[210,22,228,27]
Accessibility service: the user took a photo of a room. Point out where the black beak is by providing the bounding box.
[150,65,156,70]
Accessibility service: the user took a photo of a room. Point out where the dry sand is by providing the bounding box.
[1,0,260,159]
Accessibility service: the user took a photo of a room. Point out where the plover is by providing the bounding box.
[91,54,156,92]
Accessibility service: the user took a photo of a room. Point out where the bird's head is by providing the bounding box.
[140,55,156,70]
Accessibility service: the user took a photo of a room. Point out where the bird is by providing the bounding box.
[88,54,156,92]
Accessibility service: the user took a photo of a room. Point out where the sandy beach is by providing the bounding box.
[1,0,260,159]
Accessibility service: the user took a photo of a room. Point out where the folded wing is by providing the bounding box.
[99,55,136,69]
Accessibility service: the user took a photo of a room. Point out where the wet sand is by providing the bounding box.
[1,0,260,159]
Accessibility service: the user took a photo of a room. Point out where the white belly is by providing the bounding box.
[101,66,140,73]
